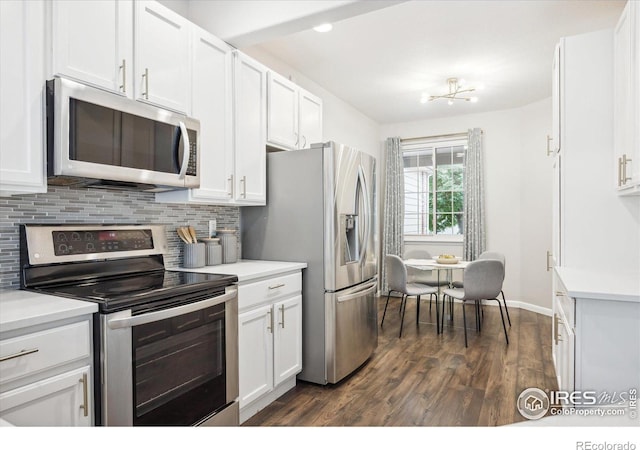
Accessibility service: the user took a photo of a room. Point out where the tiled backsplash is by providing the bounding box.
[0,186,239,289]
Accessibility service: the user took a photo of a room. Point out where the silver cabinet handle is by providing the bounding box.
[546,135,553,156]
[268,283,285,290]
[228,174,234,197]
[279,304,285,328]
[301,135,307,149]
[119,59,126,93]
[623,154,632,183]
[546,251,552,272]
[618,156,624,187]
[553,314,563,344]
[79,372,88,417]
[177,121,190,180]
[267,309,273,333]
[241,176,247,198]
[142,68,149,99]
[0,348,39,362]
[294,131,299,147]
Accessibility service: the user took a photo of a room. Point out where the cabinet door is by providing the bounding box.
[134,1,190,113]
[551,43,561,154]
[0,0,46,196]
[614,1,634,189]
[238,305,273,407]
[298,89,323,150]
[233,52,266,204]
[551,153,562,268]
[0,366,92,426]
[273,295,303,386]
[267,72,298,150]
[190,27,234,202]
[51,0,133,95]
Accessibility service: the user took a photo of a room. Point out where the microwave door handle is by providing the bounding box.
[177,121,190,180]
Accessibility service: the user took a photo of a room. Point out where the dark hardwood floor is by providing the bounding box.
[243,296,558,427]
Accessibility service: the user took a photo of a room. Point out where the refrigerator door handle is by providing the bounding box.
[336,280,377,303]
[356,167,371,263]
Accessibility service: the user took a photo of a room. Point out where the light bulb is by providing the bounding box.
[470,97,479,103]
[313,23,333,32]
[420,97,428,104]
[447,100,454,106]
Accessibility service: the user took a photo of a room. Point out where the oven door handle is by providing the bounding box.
[107,288,237,330]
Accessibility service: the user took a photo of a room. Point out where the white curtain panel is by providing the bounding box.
[463,128,486,261]
[382,137,404,293]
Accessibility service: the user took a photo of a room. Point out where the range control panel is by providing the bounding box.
[52,229,154,256]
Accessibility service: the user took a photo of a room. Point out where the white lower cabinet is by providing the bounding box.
[0,317,94,426]
[552,271,640,400]
[0,365,92,426]
[237,272,302,423]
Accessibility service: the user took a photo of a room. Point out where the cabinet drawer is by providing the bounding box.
[0,321,91,385]
[238,272,301,310]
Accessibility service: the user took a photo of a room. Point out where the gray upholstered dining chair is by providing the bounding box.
[452,251,511,326]
[442,259,509,347]
[404,249,448,312]
[381,255,439,337]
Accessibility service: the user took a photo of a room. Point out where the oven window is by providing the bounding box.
[132,303,226,426]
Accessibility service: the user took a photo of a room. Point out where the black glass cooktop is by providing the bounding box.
[33,270,237,314]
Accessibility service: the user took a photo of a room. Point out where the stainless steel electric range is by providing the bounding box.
[19,224,239,426]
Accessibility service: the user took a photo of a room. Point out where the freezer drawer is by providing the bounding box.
[325,278,378,384]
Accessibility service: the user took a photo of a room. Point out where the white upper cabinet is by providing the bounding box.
[134,0,190,113]
[0,0,47,196]
[51,0,189,113]
[298,89,323,149]
[551,43,561,155]
[267,70,322,151]
[614,0,640,195]
[51,0,133,96]
[156,26,234,204]
[234,52,267,205]
[267,72,299,149]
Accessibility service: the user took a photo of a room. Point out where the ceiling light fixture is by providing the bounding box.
[313,23,333,33]
[428,78,478,104]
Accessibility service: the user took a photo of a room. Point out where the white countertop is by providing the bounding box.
[169,259,307,283]
[555,267,640,303]
[0,289,98,333]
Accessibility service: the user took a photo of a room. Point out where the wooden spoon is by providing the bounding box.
[177,227,191,244]
[188,226,198,243]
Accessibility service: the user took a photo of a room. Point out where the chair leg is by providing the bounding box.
[399,295,408,338]
[381,291,391,326]
[416,295,421,326]
[462,301,468,347]
[475,301,480,332]
[429,295,432,312]
[501,290,511,326]
[493,298,509,345]
[435,294,440,334]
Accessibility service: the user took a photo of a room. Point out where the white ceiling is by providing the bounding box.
[179,0,626,124]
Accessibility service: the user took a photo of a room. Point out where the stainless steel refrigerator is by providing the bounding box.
[241,141,378,385]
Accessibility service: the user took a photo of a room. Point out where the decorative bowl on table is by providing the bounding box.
[436,255,460,264]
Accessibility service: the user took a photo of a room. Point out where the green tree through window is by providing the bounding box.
[402,137,466,237]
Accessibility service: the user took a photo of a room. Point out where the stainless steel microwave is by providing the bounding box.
[46,77,200,192]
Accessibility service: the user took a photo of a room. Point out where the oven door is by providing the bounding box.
[100,287,238,426]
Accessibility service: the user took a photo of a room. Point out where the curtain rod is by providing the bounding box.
[400,130,482,142]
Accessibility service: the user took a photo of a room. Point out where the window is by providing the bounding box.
[402,137,466,237]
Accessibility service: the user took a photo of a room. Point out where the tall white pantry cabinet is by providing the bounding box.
[550,27,640,399]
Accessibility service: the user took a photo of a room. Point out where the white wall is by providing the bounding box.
[381,98,553,311]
